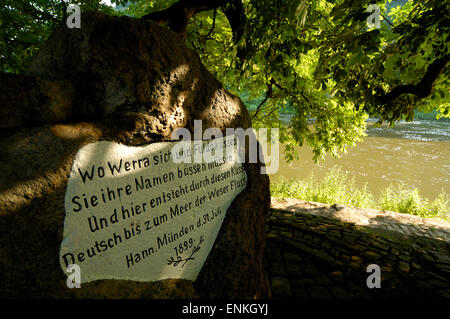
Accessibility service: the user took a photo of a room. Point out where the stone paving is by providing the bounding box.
[266,197,450,299]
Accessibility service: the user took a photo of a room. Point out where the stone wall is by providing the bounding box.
[266,198,450,299]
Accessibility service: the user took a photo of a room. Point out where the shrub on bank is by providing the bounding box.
[271,167,449,220]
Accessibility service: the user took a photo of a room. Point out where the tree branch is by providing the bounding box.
[142,0,252,67]
[376,54,449,104]
[221,0,250,65]
[142,0,230,36]
[251,81,273,119]
[221,0,246,43]
[142,0,250,64]
[380,12,395,28]
[259,107,279,120]
[203,8,217,39]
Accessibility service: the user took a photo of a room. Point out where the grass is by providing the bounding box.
[271,167,449,220]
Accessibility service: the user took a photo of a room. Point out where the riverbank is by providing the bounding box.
[272,115,449,201]
[271,167,449,220]
[272,137,449,201]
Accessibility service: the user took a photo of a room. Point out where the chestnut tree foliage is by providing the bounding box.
[1,0,449,160]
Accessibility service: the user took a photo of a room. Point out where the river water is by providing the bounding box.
[271,118,450,199]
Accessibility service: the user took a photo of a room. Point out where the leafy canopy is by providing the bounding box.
[1,0,449,161]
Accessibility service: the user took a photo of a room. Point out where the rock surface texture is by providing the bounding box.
[0,12,270,298]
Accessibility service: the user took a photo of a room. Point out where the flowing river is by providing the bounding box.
[271,118,450,199]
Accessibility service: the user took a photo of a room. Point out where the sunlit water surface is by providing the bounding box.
[271,118,450,199]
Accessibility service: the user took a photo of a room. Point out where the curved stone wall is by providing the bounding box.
[266,198,450,299]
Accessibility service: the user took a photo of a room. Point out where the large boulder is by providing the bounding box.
[0,12,270,298]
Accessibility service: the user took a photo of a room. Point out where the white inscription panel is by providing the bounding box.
[60,136,247,283]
